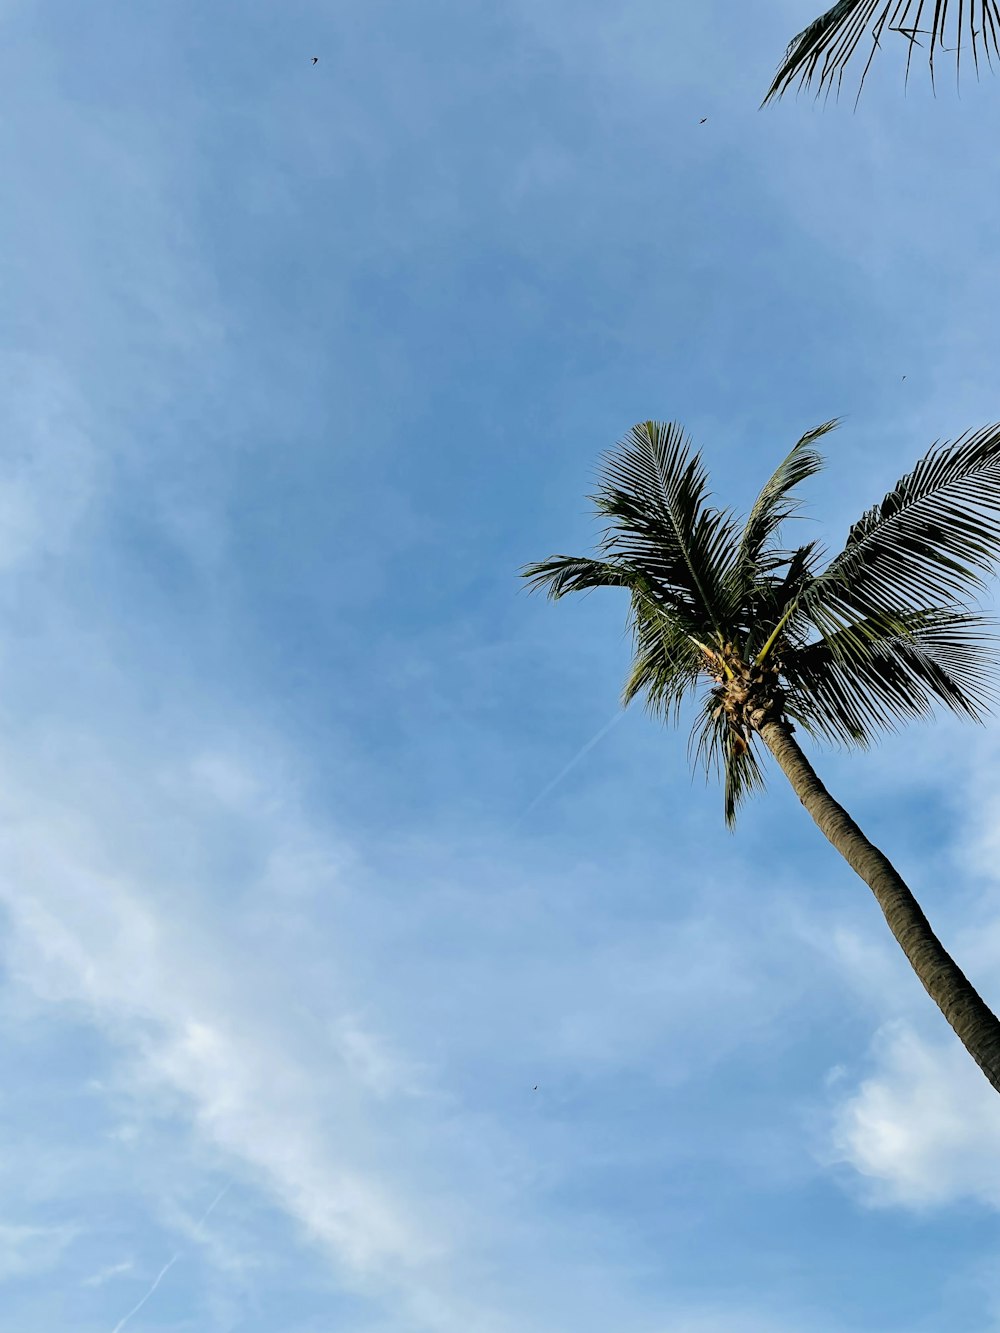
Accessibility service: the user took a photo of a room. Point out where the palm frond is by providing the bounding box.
[719,420,835,660]
[520,554,637,600]
[688,692,768,827]
[736,421,836,572]
[801,424,1000,647]
[738,541,826,661]
[522,417,1000,828]
[771,542,826,596]
[762,0,1000,108]
[622,592,706,722]
[594,421,743,638]
[522,554,711,722]
[782,608,1000,747]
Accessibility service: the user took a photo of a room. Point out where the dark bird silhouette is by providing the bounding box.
[532,1085,538,1091]
[699,117,708,123]
[311,56,319,64]
[902,375,907,381]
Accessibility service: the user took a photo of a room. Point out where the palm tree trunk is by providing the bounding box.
[758,717,1000,1097]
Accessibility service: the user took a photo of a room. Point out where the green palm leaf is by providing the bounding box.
[762,0,1000,107]
[783,608,1000,746]
[522,417,1000,824]
[736,420,836,571]
[688,693,768,827]
[522,555,708,721]
[800,425,1000,654]
[622,592,710,720]
[593,421,743,638]
[520,554,637,601]
[523,416,1000,1103]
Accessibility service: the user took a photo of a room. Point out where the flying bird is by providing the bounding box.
[311,56,319,64]
[699,117,707,123]
[533,1085,538,1091]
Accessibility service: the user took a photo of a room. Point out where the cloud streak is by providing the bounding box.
[516,710,625,824]
[108,1182,231,1333]
[1,764,439,1262]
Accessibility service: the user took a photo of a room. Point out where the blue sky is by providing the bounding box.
[3,0,1000,1329]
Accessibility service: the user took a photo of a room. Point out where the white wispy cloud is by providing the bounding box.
[107,1184,230,1333]
[0,352,100,571]
[0,711,845,1332]
[0,748,439,1283]
[12,7,1000,1326]
[808,729,1000,1212]
[822,1020,1000,1211]
[83,1259,134,1287]
[0,1221,79,1281]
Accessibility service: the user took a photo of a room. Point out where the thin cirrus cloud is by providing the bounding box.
[0,1222,79,1281]
[0,715,831,1332]
[83,1260,134,1287]
[0,746,437,1273]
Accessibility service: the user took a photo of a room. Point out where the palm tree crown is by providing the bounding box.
[523,419,1000,824]
[763,0,1000,108]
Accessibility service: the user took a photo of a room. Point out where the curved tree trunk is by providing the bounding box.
[758,717,1000,1098]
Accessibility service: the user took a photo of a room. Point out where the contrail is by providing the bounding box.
[110,1255,179,1333]
[516,710,625,824]
[109,1182,232,1333]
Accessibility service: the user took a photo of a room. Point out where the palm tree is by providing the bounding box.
[522,418,1000,1096]
[762,0,1000,107]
